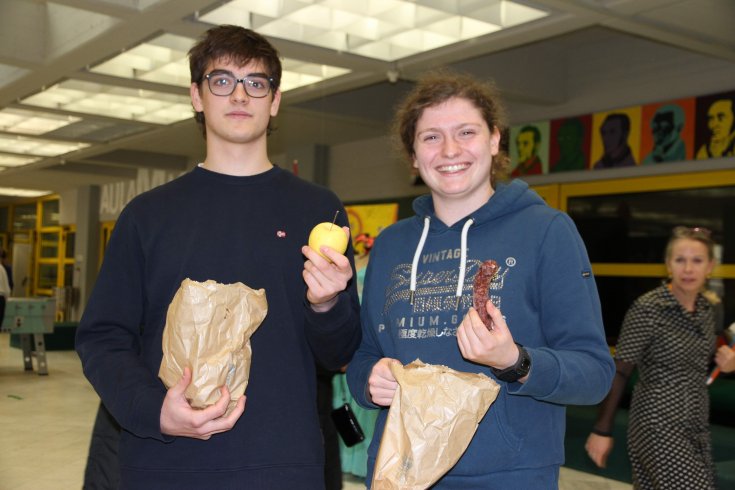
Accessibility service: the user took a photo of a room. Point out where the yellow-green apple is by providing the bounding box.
[308,222,348,260]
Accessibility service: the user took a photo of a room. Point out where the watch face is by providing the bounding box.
[520,354,531,371]
[519,348,531,373]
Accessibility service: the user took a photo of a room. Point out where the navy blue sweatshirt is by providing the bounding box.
[76,165,361,489]
[348,180,614,489]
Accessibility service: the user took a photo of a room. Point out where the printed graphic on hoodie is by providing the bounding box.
[384,249,510,340]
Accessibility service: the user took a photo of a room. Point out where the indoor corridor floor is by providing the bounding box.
[0,333,632,490]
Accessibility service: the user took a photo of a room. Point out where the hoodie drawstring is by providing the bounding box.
[409,216,474,310]
[409,216,430,305]
[455,218,474,309]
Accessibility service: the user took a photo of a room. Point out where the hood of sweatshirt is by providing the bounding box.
[406,179,546,307]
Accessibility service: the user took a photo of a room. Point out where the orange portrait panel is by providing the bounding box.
[639,98,695,164]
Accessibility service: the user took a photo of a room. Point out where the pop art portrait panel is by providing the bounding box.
[509,121,550,176]
[549,115,591,173]
[590,107,642,170]
[640,98,695,164]
[694,90,735,160]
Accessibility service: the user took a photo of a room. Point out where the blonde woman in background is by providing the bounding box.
[586,226,723,489]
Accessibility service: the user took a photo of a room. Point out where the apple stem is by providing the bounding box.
[330,211,339,230]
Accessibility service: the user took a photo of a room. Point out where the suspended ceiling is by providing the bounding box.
[0,0,734,201]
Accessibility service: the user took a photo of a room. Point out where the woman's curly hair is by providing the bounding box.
[392,69,510,187]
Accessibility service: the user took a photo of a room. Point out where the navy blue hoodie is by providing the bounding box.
[347,179,614,489]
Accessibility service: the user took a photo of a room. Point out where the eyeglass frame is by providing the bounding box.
[672,225,712,238]
[202,70,276,98]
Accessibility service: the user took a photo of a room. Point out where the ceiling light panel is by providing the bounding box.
[90,33,192,87]
[0,134,89,157]
[0,108,82,136]
[88,33,352,92]
[21,80,193,125]
[280,59,351,91]
[199,0,548,61]
[0,186,51,198]
[0,154,41,168]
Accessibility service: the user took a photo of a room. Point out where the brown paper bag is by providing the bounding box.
[371,359,501,490]
[158,278,267,415]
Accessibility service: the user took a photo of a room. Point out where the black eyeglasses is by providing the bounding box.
[203,71,274,98]
[672,226,712,238]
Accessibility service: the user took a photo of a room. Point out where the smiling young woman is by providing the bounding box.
[347,70,614,489]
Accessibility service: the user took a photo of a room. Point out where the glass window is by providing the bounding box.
[12,203,36,231]
[0,206,8,231]
[568,186,735,264]
[39,232,59,259]
[594,276,662,342]
[594,277,734,343]
[41,199,60,227]
[64,263,74,287]
[37,263,58,290]
[65,231,75,260]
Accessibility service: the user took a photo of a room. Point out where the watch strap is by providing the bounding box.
[491,343,531,383]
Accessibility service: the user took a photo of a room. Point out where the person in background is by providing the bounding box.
[0,247,12,292]
[334,233,379,481]
[82,403,121,490]
[0,257,9,320]
[316,363,343,490]
[585,226,725,489]
[347,70,614,489]
[75,25,361,489]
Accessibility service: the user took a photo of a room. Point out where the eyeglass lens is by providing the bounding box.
[206,72,271,98]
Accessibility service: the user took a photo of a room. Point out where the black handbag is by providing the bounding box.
[330,376,365,447]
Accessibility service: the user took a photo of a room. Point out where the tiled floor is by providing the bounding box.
[0,333,631,489]
[342,468,632,490]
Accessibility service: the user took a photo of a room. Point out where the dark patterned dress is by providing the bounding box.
[615,285,716,489]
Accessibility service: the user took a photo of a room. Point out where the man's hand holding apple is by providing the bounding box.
[302,224,352,312]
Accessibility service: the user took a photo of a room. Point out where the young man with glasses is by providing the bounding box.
[76,25,361,489]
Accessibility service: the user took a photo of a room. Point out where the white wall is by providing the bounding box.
[506,31,735,124]
[330,136,426,203]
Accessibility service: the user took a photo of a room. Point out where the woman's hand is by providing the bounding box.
[457,300,521,375]
[715,344,735,374]
[585,433,614,468]
[368,357,400,407]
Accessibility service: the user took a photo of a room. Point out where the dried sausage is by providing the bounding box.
[473,260,498,330]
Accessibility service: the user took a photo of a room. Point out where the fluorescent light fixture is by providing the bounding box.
[199,0,549,61]
[91,34,192,87]
[280,59,350,92]
[0,108,82,135]
[0,154,41,167]
[21,79,193,125]
[89,33,351,92]
[0,186,51,198]
[0,133,89,157]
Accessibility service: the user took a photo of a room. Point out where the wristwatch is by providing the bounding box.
[491,343,531,383]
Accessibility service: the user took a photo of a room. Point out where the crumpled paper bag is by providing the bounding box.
[159,278,267,415]
[372,359,501,490]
